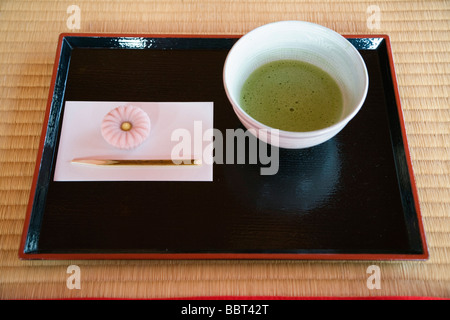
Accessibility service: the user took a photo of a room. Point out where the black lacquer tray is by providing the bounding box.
[19,34,428,260]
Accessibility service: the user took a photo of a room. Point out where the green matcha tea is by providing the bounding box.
[240,60,343,132]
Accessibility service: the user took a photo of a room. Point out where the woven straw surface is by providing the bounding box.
[0,0,449,299]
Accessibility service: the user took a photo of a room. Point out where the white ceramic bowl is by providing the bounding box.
[223,21,369,149]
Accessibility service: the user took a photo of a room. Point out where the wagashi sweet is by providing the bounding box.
[101,105,151,150]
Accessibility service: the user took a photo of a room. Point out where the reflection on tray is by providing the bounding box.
[226,139,341,214]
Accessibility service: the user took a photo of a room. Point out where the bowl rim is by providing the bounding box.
[223,20,369,138]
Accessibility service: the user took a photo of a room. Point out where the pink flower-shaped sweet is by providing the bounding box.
[101,105,151,150]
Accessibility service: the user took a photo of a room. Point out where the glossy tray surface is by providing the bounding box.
[19,34,428,260]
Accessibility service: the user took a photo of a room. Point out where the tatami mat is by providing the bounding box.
[0,0,449,299]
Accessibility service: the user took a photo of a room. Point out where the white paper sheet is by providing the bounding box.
[54,101,213,181]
